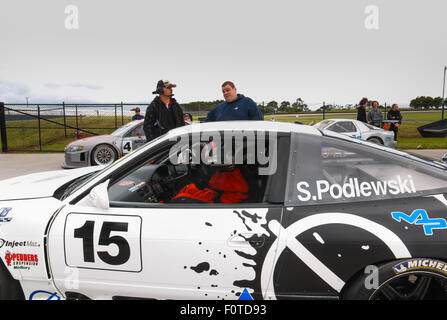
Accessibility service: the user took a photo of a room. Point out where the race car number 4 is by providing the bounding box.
[64,213,142,272]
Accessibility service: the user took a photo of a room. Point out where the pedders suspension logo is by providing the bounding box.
[4,251,38,270]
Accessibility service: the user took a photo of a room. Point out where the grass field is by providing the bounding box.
[1,111,446,152]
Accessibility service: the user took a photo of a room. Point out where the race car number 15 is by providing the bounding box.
[65,213,142,272]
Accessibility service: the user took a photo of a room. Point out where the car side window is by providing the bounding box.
[285,133,447,206]
[329,122,356,133]
[125,124,144,138]
[108,131,284,206]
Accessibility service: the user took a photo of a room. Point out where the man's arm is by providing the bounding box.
[247,98,263,120]
[206,107,217,122]
[143,103,157,141]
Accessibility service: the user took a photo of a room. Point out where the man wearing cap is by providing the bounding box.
[143,80,185,142]
[131,107,144,121]
[206,81,263,122]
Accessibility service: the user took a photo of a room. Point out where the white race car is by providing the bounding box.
[1,121,447,300]
[313,119,397,148]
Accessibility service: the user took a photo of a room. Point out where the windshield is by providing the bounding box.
[58,134,167,201]
[314,120,334,130]
[111,122,138,136]
[55,171,99,200]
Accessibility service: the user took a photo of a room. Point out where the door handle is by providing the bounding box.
[227,234,265,248]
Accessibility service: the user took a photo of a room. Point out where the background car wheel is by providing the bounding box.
[341,259,447,300]
[367,137,383,145]
[0,260,25,300]
[91,144,118,166]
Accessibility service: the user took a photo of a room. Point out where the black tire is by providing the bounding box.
[367,137,383,145]
[341,258,447,300]
[0,259,25,300]
[91,144,118,166]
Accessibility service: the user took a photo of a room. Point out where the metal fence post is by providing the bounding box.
[115,104,117,129]
[63,101,67,138]
[0,102,8,152]
[37,104,42,151]
[121,101,124,125]
[75,104,79,138]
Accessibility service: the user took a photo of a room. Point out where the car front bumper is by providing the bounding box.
[61,150,90,169]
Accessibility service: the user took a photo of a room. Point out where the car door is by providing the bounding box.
[47,131,289,300]
[271,132,447,299]
[122,124,146,155]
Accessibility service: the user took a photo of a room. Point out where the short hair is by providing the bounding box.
[392,104,398,108]
[221,81,235,89]
[359,97,368,106]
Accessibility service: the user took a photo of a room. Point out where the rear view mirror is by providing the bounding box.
[442,152,447,164]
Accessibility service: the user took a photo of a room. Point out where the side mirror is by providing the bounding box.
[79,179,110,210]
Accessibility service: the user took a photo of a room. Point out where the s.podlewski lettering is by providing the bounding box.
[296,175,416,201]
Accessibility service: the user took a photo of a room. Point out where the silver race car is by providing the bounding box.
[62,120,146,169]
[313,119,397,148]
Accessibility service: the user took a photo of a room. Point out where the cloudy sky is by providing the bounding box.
[0,0,446,108]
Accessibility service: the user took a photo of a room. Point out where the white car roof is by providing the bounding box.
[165,120,322,138]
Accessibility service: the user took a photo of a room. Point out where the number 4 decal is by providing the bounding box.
[65,213,142,272]
[122,140,132,154]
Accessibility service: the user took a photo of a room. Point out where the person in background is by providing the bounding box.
[357,97,368,123]
[367,101,383,127]
[143,80,184,142]
[206,81,263,122]
[131,107,144,121]
[387,104,402,141]
[183,113,193,125]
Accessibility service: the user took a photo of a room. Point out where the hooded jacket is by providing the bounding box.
[206,94,263,122]
[143,96,184,142]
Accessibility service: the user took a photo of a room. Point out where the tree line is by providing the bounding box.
[180,96,447,115]
[409,96,447,110]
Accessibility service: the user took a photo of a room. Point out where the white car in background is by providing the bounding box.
[314,119,397,148]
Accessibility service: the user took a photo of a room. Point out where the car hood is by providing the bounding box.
[0,166,103,201]
[66,134,116,147]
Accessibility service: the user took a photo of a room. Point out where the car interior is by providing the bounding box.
[107,135,276,205]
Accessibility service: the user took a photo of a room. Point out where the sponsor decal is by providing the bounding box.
[119,180,135,187]
[128,182,146,192]
[29,290,61,300]
[394,259,447,275]
[296,175,416,202]
[4,251,39,270]
[0,208,12,222]
[391,209,447,235]
[0,239,40,249]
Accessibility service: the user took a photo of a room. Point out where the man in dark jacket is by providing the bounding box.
[357,97,368,123]
[387,104,403,141]
[143,80,185,142]
[206,81,263,122]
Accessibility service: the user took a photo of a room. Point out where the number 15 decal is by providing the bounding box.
[65,213,142,272]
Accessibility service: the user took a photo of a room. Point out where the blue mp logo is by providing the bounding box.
[391,209,447,236]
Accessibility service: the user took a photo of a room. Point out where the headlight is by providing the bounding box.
[66,145,84,152]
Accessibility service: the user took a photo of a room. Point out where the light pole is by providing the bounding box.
[442,66,447,120]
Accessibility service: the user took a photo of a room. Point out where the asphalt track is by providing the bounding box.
[0,149,446,181]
